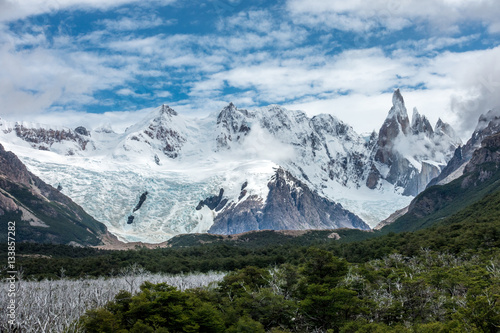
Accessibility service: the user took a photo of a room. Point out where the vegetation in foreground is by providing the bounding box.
[78,248,500,333]
[1,185,500,332]
[0,269,224,332]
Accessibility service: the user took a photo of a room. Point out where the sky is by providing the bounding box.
[0,0,499,138]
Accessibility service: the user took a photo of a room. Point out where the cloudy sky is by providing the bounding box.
[0,0,499,137]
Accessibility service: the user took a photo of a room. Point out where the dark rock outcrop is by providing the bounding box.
[7,124,92,152]
[208,168,370,235]
[215,103,252,150]
[196,189,225,211]
[133,191,149,212]
[74,126,90,136]
[428,109,500,187]
[0,144,107,245]
[366,164,381,189]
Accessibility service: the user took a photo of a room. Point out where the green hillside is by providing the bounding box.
[382,157,500,234]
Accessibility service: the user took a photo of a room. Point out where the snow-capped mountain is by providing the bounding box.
[0,90,460,243]
[370,89,461,195]
[428,107,500,187]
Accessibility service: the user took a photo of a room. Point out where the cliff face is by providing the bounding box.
[374,89,410,166]
[369,89,461,196]
[428,108,500,187]
[0,143,107,245]
[380,130,500,233]
[208,168,370,235]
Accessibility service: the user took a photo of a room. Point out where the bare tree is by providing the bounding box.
[0,269,225,333]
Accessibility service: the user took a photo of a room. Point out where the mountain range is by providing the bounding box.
[0,90,468,243]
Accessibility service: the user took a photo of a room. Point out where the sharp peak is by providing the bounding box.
[159,104,178,116]
[223,102,237,110]
[475,108,500,132]
[392,88,405,107]
[218,102,240,115]
[411,107,420,118]
[387,88,408,120]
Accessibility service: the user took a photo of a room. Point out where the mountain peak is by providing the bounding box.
[435,118,459,142]
[217,102,251,125]
[159,104,178,117]
[475,108,500,132]
[411,107,433,136]
[411,107,420,125]
[387,89,409,122]
[392,88,405,109]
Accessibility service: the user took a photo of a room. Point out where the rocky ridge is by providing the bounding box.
[0,90,462,242]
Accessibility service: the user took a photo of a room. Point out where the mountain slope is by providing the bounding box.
[428,107,500,187]
[0,144,108,245]
[370,89,461,196]
[0,90,460,242]
[381,132,500,233]
[208,168,369,234]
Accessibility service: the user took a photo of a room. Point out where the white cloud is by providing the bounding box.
[0,0,498,144]
[0,0,178,22]
[0,108,152,133]
[0,27,138,114]
[98,15,176,32]
[286,0,500,33]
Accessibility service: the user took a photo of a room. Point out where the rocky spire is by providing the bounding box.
[391,89,406,115]
[434,118,460,145]
[375,89,410,164]
[411,107,434,137]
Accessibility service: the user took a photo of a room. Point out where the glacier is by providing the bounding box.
[0,90,461,243]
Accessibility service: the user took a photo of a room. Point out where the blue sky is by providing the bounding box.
[0,0,499,136]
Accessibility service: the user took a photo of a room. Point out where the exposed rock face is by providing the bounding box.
[375,89,410,165]
[122,104,186,159]
[0,144,107,245]
[428,108,500,187]
[404,161,442,194]
[74,126,90,136]
[371,89,461,195]
[215,103,252,150]
[143,105,185,158]
[462,132,500,186]
[196,189,227,211]
[133,191,149,212]
[13,124,92,152]
[208,168,370,235]
[366,164,381,189]
[411,108,433,137]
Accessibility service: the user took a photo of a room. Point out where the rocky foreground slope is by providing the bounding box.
[0,143,108,245]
